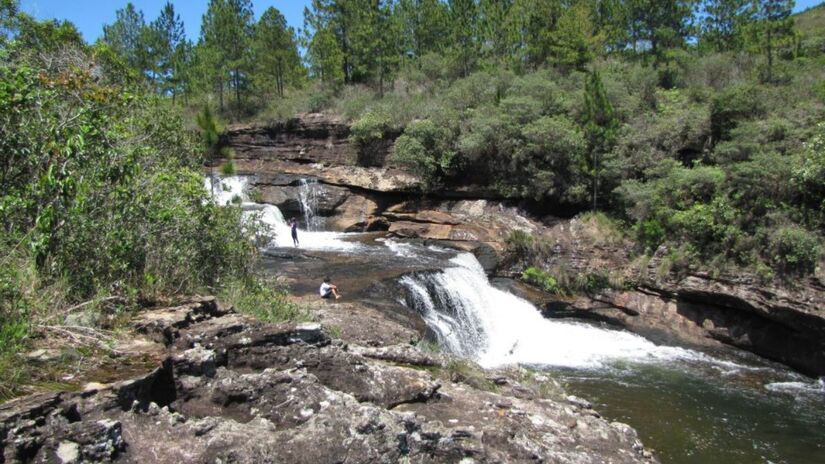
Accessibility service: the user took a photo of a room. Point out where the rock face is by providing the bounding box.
[221,113,825,378]
[1,299,656,463]
[514,218,825,377]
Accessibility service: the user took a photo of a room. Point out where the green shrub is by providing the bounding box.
[506,230,534,254]
[350,110,392,166]
[710,84,766,142]
[521,267,562,295]
[219,276,307,323]
[769,227,820,275]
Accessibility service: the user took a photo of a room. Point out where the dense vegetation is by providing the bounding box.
[93,0,823,281]
[0,0,298,400]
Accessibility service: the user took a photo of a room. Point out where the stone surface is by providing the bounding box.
[0,300,657,464]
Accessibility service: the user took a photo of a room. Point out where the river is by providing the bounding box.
[208,175,825,464]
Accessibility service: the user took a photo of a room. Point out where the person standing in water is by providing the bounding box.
[289,218,299,247]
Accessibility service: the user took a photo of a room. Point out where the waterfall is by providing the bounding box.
[401,253,701,369]
[204,176,248,206]
[298,178,322,231]
[205,174,361,251]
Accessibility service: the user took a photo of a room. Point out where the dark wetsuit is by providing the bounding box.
[291,221,299,246]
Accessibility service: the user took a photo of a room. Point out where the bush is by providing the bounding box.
[769,227,820,275]
[710,84,766,142]
[521,267,561,295]
[219,276,306,323]
[506,230,534,254]
[392,118,457,185]
[350,110,392,166]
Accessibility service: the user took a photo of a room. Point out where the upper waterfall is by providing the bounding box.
[205,175,361,251]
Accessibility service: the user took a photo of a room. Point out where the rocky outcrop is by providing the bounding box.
[513,218,825,377]
[1,299,656,463]
[224,114,356,166]
[221,113,825,377]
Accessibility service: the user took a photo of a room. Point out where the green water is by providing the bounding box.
[556,355,825,464]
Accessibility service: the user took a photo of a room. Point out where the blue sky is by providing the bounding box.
[19,0,825,44]
[19,1,312,42]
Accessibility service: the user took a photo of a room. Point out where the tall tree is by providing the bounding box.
[149,2,185,96]
[171,39,194,104]
[700,0,751,51]
[395,0,450,62]
[304,0,356,83]
[477,0,515,66]
[253,7,302,98]
[448,0,479,77]
[307,25,345,84]
[747,0,794,83]
[371,1,401,95]
[625,0,698,60]
[551,2,605,70]
[508,0,563,69]
[102,3,146,71]
[583,70,618,211]
[304,0,399,88]
[201,0,254,110]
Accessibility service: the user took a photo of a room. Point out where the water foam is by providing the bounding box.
[204,176,248,206]
[206,175,362,251]
[402,253,703,369]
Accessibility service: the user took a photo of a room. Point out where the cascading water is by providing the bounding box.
[298,178,322,231]
[205,175,361,251]
[400,252,825,464]
[204,176,248,206]
[401,253,698,369]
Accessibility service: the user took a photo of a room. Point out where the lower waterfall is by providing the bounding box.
[401,253,700,369]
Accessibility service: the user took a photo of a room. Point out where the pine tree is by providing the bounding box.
[253,7,302,98]
[200,0,254,110]
[149,2,185,96]
[624,0,698,61]
[747,0,794,83]
[700,0,750,51]
[583,70,617,211]
[102,3,146,71]
[448,0,479,77]
[395,0,450,62]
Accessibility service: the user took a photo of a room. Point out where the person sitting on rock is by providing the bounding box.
[319,277,341,300]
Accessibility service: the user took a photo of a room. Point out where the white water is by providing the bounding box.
[204,176,248,206]
[205,175,362,251]
[298,179,322,231]
[402,253,707,370]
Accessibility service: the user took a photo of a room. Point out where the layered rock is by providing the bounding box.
[511,217,825,377]
[1,299,656,463]
[220,113,825,377]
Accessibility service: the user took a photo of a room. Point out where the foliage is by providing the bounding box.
[392,118,457,185]
[218,276,307,323]
[768,226,820,275]
[506,230,534,254]
[0,14,303,399]
[350,110,392,166]
[521,267,562,295]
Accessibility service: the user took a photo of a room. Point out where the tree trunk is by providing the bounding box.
[234,68,241,107]
[218,80,224,111]
[766,26,773,82]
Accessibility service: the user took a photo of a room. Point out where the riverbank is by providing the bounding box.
[1,297,655,463]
